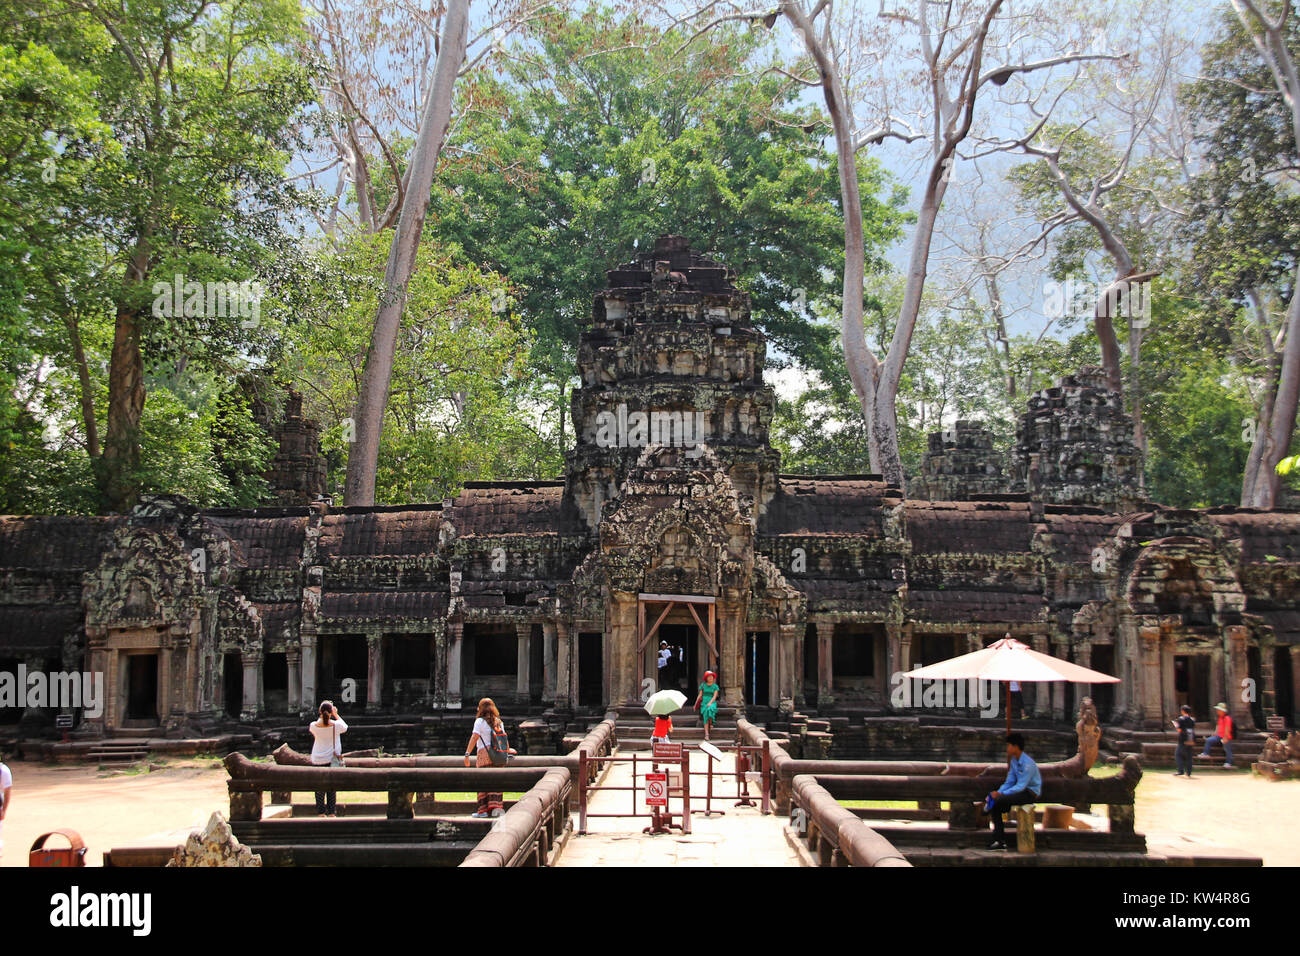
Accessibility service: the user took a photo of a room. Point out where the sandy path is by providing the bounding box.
[1,759,229,867]
[1134,771,1300,866]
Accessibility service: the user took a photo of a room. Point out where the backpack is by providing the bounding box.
[488,722,511,767]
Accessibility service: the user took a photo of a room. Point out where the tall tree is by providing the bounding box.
[427,9,901,380]
[678,0,1122,485]
[1185,2,1300,507]
[12,0,317,512]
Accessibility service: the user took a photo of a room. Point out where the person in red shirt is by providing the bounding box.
[1200,702,1235,767]
[651,714,672,743]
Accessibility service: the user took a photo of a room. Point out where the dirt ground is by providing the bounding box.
[2,758,229,867]
[1133,770,1300,866]
[1,757,1296,867]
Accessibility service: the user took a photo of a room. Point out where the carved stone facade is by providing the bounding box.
[1009,366,1143,511]
[253,389,328,506]
[1,237,1298,740]
[908,421,1005,501]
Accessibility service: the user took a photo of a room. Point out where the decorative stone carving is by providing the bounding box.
[1076,697,1101,773]
[1009,366,1142,511]
[167,812,262,867]
[909,421,1005,501]
[1254,731,1300,780]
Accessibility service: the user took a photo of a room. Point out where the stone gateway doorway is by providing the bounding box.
[636,594,717,702]
[125,653,159,723]
[657,623,698,697]
[1174,654,1211,720]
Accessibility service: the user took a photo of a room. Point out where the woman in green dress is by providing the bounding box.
[694,670,721,741]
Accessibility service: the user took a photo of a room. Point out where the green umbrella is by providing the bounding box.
[644,690,687,716]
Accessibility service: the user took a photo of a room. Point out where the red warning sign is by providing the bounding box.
[645,772,668,807]
[652,741,682,760]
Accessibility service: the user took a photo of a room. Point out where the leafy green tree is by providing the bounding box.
[280,231,558,504]
[1182,5,1300,507]
[427,8,905,393]
[2,0,318,512]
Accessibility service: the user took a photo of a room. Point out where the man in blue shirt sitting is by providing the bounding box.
[986,732,1041,850]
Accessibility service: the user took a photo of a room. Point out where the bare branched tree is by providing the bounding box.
[669,0,1124,486]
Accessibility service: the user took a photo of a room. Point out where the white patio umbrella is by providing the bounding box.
[644,689,688,716]
[902,636,1120,733]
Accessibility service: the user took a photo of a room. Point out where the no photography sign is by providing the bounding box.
[645,772,667,807]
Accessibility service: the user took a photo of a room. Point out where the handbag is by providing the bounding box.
[330,722,345,768]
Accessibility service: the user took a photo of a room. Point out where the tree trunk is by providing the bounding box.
[874,187,946,486]
[1128,321,1146,491]
[102,238,151,512]
[65,311,100,460]
[1240,290,1278,505]
[1248,267,1300,508]
[343,0,470,507]
[783,1,887,475]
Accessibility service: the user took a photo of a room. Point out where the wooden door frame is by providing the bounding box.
[637,593,717,678]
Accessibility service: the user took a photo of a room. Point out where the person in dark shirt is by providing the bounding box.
[1172,705,1196,777]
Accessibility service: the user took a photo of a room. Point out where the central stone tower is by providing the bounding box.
[564,235,781,531]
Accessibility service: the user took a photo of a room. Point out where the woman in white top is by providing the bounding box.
[463,697,508,818]
[308,700,347,816]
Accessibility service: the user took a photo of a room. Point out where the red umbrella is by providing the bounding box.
[902,636,1120,733]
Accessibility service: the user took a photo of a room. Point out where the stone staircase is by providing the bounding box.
[1105,723,1267,770]
[612,703,739,751]
[85,739,150,763]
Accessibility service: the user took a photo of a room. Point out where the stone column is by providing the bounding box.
[299,633,317,714]
[779,622,798,705]
[1139,624,1163,728]
[1210,646,1226,713]
[366,634,384,713]
[447,620,465,710]
[818,624,834,709]
[157,644,173,728]
[1075,642,1092,710]
[554,619,572,711]
[286,648,301,717]
[768,629,780,708]
[430,619,447,710]
[83,633,108,735]
[104,645,119,732]
[719,601,745,708]
[542,621,557,702]
[609,592,637,705]
[240,650,262,722]
[1226,625,1250,727]
[1031,636,1052,719]
[1260,648,1276,719]
[885,624,901,711]
[1160,631,1176,725]
[1050,641,1068,721]
[1291,645,1300,726]
[794,625,807,708]
[17,653,44,729]
[516,622,531,703]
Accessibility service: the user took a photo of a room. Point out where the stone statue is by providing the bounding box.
[1076,696,1102,773]
[1255,730,1300,780]
[1051,696,1103,778]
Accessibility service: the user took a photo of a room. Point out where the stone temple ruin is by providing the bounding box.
[0,236,1297,756]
